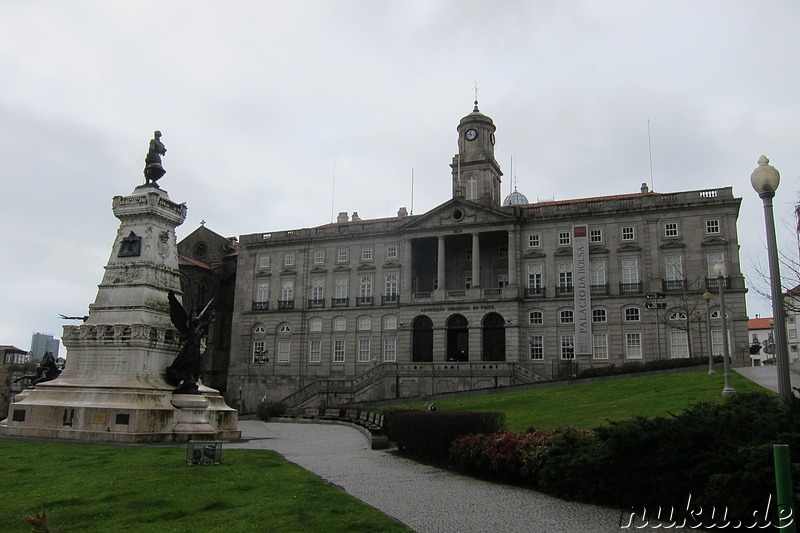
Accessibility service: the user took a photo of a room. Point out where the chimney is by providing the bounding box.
[337,212,349,223]
[641,183,650,193]
[351,212,361,221]
[397,207,408,217]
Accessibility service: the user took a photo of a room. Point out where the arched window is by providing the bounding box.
[465,175,478,200]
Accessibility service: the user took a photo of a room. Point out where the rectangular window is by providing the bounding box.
[385,274,398,296]
[625,307,640,322]
[466,248,473,262]
[314,250,325,264]
[360,276,373,298]
[259,255,271,269]
[309,340,321,363]
[256,282,270,302]
[528,264,543,290]
[252,341,265,363]
[334,317,346,331]
[529,311,543,325]
[386,245,398,259]
[670,330,689,358]
[626,333,642,359]
[665,222,679,237]
[335,277,348,298]
[384,316,397,330]
[337,249,348,263]
[358,316,372,331]
[561,334,575,360]
[530,335,544,360]
[358,339,371,363]
[277,340,290,363]
[622,226,635,241]
[592,309,607,323]
[559,231,571,245]
[590,260,606,285]
[499,246,508,260]
[309,318,322,332]
[706,219,720,234]
[560,310,574,324]
[383,338,397,362]
[593,334,608,360]
[281,280,294,300]
[333,340,346,363]
[464,276,472,289]
[665,255,684,281]
[711,329,730,357]
[558,262,573,289]
[498,274,509,288]
[528,233,541,248]
[311,279,324,300]
[284,253,295,267]
[706,252,725,279]
[362,247,373,261]
[622,258,639,284]
[589,228,603,243]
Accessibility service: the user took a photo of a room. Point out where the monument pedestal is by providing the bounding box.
[0,185,239,443]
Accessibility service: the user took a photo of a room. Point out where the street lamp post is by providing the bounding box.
[714,263,735,395]
[751,156,793,407]
[703,290,716,375]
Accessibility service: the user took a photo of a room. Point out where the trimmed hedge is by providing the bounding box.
[384,409,505,462]
[576,355,723,379]
[256,400,288,420]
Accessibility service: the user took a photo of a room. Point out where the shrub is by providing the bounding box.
[256,400,288,420]
[577,356,721,379]
[385,410,505,462]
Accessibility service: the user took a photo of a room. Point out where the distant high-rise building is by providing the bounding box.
[30,333,59,359]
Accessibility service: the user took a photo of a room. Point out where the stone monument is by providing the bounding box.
[0,132,240,442]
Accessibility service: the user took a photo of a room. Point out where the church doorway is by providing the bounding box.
[412,316,433,362]
[446,314,469,362]
[482,313,506,361]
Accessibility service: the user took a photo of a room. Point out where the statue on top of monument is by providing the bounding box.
[143,130,167,188]
[166,290,214,394]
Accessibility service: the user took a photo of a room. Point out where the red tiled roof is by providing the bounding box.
[748,318,773,330]
[178,255,213,270]
[0,345,26,352]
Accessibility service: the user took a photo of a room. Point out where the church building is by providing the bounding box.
[225,103,748,411]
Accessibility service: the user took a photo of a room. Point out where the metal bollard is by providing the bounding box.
[773,444,797,532]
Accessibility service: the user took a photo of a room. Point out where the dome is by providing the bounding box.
[503,189,529,206]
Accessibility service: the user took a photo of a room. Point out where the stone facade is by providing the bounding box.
[224,106,748,411]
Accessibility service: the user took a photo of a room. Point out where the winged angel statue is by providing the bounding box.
[166,290,214,393]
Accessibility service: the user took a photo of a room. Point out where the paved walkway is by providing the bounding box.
[734,365,800,395]
[229,420,694,532]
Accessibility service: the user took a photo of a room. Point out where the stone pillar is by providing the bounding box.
[437,236,446,294]
[508,229,517,286]
[472,233,481,288]
[404,238,413,296]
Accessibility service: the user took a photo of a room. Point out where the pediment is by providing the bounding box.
[357,263,376,271]
[524,250,547,258]
[589,245,609,255]
[256,271,272,277]
[554,248,573,257]
[382,261,402,269]
[617,243,642,252]
[701,236,728,247]
[401,198,517,232]
[333,265,351,272]
[280,268,297,275]
[660,240,686,250]
[309,266,327,274]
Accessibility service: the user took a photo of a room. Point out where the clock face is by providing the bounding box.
[465,128,478,141]
[490,132,496,146]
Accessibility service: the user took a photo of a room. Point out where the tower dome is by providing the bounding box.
[503,188,529,206]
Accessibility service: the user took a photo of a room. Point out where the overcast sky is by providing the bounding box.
[2,1,799,353]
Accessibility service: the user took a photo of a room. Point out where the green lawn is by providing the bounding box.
[397,369,769,432]
[0,440,412,533]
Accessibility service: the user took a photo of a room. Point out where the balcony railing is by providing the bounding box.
[619,282,642,295]
[590,283,609,296]
[331,297,349,308]
[356,296,374,306]
[706,277,732,290]
[277,300,295,310]
[662,279,687,293]
[483,288,502,298]
[525,287,545,298]
[447,290,466,298]
[555,285,574,297]
[252,301,270,311]
[381,294,399,305]
[307,298,325,308]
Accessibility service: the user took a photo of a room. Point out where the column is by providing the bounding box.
[437,236,446,293]
[472,233,480,288]
[507,229,517,286]
[404,238,413,296]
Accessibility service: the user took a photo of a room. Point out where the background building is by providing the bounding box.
[29,332,59,359]
[226,105,749,411]
[0,345,31,418]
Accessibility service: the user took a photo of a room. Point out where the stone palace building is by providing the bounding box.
[221,103,747,410]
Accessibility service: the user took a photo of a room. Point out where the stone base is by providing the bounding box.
[0,380,240,443]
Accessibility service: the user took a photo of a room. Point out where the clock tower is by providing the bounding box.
[450,101,503,207]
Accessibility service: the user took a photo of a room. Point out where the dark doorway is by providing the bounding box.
[446,314,469,362]
[412,316,433,362]
[482,313,506,361]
